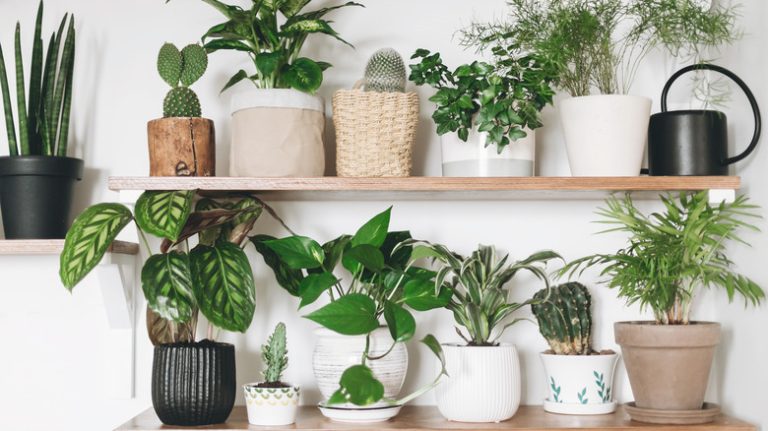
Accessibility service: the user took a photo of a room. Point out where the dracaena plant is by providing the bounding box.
[59,191,289,344]
[252,207,448,406]
[170,0,362,94]
[1,1,75,157]
[559,192,764,325]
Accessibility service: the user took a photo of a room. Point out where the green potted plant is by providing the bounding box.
[531,282,619,415]
[147,43,215,177]
[560,192,763,424]
[59,191,287,426]
[253,207,447,422]
[0,1,81,239]
[405,242,561,422]
[168,0,361,177]
[409,42,558,177]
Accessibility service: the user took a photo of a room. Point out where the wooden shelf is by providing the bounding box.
[116,406,755,431]
[0,239,139,256]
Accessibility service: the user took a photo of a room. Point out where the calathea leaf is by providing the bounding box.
[134,190,194,241]
[141,251,196,323]
[384,301,415,342]
[263,235,325,269]
[146,306,197,346]
[60,203,133,290]
[250,235,304,296]
[327,365,385,406]
[282,58,323,93]
[162,208,242,252]
[304,293,379,335]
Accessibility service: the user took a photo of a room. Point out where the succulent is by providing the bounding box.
[531,282,592,355]
[262,322,288,384]
[157,43,207,118]
[364,48,406,93]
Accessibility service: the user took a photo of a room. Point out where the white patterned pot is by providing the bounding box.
[243,384,300,426]
[441,128,535,177]
[312,327,407,401]
[436,344,521,423]
[541,352,619,415]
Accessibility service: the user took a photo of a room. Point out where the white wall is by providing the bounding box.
[0,0,766,429]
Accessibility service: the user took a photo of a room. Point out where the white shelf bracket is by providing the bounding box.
[708,189,736,204]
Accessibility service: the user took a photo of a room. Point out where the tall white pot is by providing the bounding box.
[436,344,521,423]
[230,89,326,177]
[540,352,619,415]
[312,328,407,402]
[441,128,535,177]
[559,95,651,176]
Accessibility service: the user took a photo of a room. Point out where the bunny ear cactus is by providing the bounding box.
[364,48,406,93]
[157,43,207,118]
[262,322,289,384]
[531,282,593,355]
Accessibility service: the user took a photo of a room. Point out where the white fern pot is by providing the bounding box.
[436,344,521,423]
[440,128,535,177]
[243,384,300,426]
[230,89,326,177]
[312,327,407,401]
[541,352,619,415]
[559,95,651,176]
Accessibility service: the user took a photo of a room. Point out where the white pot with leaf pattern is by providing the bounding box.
[540,352,619,415]
[244,384,300,426]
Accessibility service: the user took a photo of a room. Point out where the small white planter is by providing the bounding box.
[243,384,300,426]
[441,128,535,177]
[540,352,619,415]
[230,89,326,177]
[312,327,407,401]
[559,95,651,176]
[436,344,521,423]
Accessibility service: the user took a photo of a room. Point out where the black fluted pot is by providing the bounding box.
[151,341,236,426]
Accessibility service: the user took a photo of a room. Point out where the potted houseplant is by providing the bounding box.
[171,0,362,177]
[253,207,448,422]
[59,191,289,426]
[244,322,300,426]
[147,43,215,177]
[405,242,561,422]
[531,282,619,415]
[0,2,82,239]
[409,43,558,177]
[560,192,763,424]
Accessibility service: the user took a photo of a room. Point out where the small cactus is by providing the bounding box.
[157,43,207,117]
[531,282,593,355]
[262,322,288,384]
[364,48,406,93]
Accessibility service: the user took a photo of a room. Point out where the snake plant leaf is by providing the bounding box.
[384,301,415,342]
[351,207,392,248]
[282,58,323,93]
[331,365,385,406]
[27,0,44,155]
[191,242,256,333]
[56,16,75,157]
[134,190,194,241]
[59,203,133,290]
[298,271,338,308]
[262,235,325,269]
[304,293,379,335]
[0,41,18,156]
[251,234,304,296]
[141,251,196,323]
[146,306,197,346]
[14,23,29,155]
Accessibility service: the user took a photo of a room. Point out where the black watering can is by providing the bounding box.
[647,64,761,176]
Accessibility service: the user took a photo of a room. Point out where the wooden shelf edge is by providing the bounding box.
[0,239,140,256]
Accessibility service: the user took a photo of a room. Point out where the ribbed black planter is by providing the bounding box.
[0,156,83,239]
[151,341,236,426]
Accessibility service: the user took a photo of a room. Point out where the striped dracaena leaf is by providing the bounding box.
[191,242,256,333]
[141,251,196,323]
[59,203,133,290]
[134,190,194,241]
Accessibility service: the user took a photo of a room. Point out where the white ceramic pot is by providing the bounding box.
[441,128,535,177]
[559,95,652,176]
[436,344,521,423]
[540,352,619,415]
[312,328,407,401]
[230,89,326,177]
[243,384,300,426]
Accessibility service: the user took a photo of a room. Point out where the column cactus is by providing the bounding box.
[532,282,593,355]
[262,322,288,385]
[157,43,207,118]
[363,48,406,93]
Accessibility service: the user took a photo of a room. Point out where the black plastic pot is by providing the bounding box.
[0,156,83,239]
[151,340,236,426]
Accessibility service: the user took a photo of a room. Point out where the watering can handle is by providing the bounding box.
[661,63,762,166]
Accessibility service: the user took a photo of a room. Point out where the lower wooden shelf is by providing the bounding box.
[115,405,755,431]
[0,239,139,255]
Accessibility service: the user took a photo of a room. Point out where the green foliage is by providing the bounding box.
[531,282,592,355]
[262,322,289,384]
[141,251,196,322]
[560,192,763,324]
[163,87,202,117]
[364,48,406,93]
[409,45,558,153]
[134,190,195,241]
[0,1,76,156]
[157,43,207,118]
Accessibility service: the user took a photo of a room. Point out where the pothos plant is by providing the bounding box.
[252,207,448,406]
[171,0,362,94]
[59,190,288,344]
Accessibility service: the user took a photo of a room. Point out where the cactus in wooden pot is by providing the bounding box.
[531,282,593,355]
[364,48,406,93]
[157,43,207,117]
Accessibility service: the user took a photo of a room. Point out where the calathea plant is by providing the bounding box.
[157,43,208,118]
[253,207,448,406]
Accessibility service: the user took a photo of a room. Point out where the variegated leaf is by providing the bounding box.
[134,190,194,241]
[146,306,198,346]
[141,251,196,323]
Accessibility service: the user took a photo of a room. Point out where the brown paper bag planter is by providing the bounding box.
[147,117,216,177]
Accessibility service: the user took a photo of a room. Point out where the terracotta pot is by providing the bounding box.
[614,321,720,411]
[147,117,215,176]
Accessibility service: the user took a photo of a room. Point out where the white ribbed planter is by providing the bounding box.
[441,128,535,177]
[540,353,619,415]
[436,344,521,423]
[312,328,407,401]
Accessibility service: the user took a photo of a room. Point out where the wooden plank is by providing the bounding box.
[115,406,755,431]
[0,239,140,256]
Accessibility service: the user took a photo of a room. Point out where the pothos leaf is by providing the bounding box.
[328,365,385,406]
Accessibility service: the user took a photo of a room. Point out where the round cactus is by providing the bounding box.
[157,42,208,118]
[180,44,208,87]
[531,282,593,355]
[163,87,202,118]
[157,43,183,87]
[364,48,406,93]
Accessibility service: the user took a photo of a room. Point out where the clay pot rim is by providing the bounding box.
[614,321,721,348]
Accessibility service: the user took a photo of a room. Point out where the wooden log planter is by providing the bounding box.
[147,117,215,177]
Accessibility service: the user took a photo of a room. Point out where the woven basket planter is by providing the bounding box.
[333,89,419,177]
